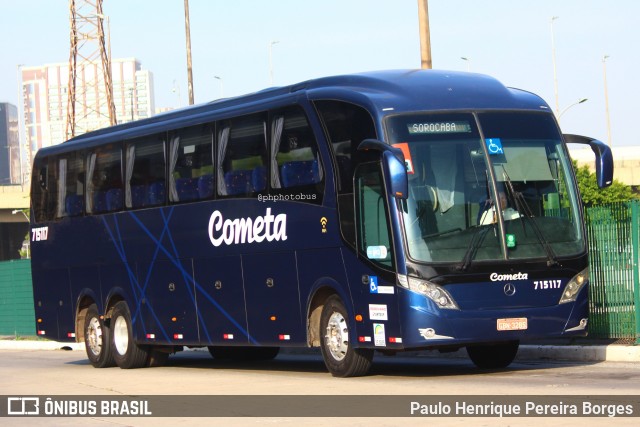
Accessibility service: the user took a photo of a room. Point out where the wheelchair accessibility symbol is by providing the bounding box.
[485,138,504,155]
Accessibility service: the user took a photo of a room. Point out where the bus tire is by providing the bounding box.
[466,340,519,369]
[111,301,149,369]
[320,295,373,377]
[84,304,115,368]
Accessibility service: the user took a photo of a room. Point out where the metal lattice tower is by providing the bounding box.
[66,0,116,139]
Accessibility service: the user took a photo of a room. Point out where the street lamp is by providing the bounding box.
[12,209,29,259]
[603,55,612,146]
[558,98,588,119]
[460,57,471,72]
[269,40,280,85]
[214,76,224,98]
[550,16,560,117]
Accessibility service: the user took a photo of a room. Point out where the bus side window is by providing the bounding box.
[124,135,166,209]
[168,124,214,203]
[270,107,323,204]
[86,145,122,214]
[56,152,85,218]
[217,114,267,197]
[355,162,394,269]
[315,100,377,246]
[31,157,57,223]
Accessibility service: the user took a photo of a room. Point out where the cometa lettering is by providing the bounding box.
[208,208,287,247]
[490,272,529,281]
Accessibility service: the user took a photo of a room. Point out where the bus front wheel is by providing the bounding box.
[84,304,115,368]
[320,295,373,377]
[111,301,149,369]
[466,341,519,369]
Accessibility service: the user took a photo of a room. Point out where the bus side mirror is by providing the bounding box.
[564,134,614,188]
[357,139,408,199]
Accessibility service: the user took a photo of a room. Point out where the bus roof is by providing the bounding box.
[42,69,550,156]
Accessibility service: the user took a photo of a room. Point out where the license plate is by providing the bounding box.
[497,317,528,331]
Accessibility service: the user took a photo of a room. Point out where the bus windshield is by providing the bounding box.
[386,112,583,265]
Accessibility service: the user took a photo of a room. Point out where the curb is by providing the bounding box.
[0,339,638,362]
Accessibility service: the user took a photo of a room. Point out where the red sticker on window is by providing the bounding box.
[392,143,414,174]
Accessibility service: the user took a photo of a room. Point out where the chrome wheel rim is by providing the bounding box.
[325,310,349,361]
[113,315,129,356]
[86,317,103,356]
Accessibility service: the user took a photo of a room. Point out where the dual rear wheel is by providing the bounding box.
[83,301,157,369]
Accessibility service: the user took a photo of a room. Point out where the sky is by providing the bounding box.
[0,0,638,148]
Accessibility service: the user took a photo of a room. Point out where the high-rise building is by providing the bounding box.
[21,58,155,161]
[0,103,20,185]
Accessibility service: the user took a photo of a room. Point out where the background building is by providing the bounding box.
[0,103,20,185]
[21,58,154,164]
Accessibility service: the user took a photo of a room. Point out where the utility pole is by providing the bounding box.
[184,0,195,105]
[66,0,116,139]
[417,0,432,69]
[550,16,560,117]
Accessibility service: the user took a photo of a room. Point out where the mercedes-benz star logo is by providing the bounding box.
[504,283,516,296]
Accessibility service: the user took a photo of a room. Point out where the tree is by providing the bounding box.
[573,161,635,206]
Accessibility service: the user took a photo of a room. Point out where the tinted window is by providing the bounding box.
[31,157,57,223]
[315,101,377,246]
[217,114,267,197]
[57,152,85,218]
[315,101,377,194]
[86,144,122,214]
[270,107,324,204]
[125,135,166,209]
[169,124,214,203]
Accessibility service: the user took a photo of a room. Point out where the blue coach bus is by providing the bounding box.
[30,70,612,377]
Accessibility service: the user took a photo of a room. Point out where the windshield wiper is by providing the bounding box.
[457,226,491,272]
[501,167,559,267]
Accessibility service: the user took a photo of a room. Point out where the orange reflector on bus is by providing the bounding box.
[270,316,277,321]
[355,314,363,322]
[171,317,177,322]
[37,318,42,323]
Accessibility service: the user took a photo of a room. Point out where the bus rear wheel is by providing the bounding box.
[466,340,519,369]
[320,295,373,377]
[84,304,115,368]
[111,301,149,369]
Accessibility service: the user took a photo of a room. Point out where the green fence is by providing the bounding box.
[586,200,640,343]
[0,259,36,336]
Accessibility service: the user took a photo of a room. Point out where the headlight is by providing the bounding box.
[398,275,459,310]
[559,267,589,304]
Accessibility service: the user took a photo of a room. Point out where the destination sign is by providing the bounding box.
[407,121,472,134]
